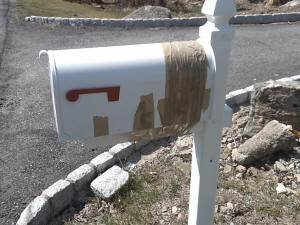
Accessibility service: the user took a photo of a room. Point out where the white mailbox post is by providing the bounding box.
[41,0,236,224]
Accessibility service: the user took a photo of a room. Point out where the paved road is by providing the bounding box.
[0,3,300,225]
[0,0,8,67]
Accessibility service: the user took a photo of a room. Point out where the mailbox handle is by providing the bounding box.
[66,86,120,102]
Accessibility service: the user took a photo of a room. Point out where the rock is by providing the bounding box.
[125,161,136,171]
[291,181,297,189]
[296,174,300,183]
[233,120,297,165]
[172,206,178,214]
[214,205,218,214]
[282,0,300,7]
[172,135,193,153]
[223,165,232,174]
[243,80,300,137]
[227,143,234,149]
[226,202,234,210]
[220,202,234,213]
[286,187,297,195]
[236,172,243,179]
[225,156,232,164]
[123,5,171,19]
[161,205,168,213]
[177,213,184,220]
[295,161,300,169]
[227,137,234,143]
[221,138,227,144]
[276,183,287,194]
[296,168,300,174]
[90,166,129,199]
[247,167,258,177]
[279,158,288,166]
[274,161,288,173]
[236,165,246,173]
[288,163,294,170]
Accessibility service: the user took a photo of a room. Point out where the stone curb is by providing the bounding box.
[17,74,300,224]
[24,12,300,27]
[16,141,149,225]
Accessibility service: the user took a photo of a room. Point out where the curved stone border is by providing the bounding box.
[25,12,300,27]
[16,141,149,225]
[17,74,300,225]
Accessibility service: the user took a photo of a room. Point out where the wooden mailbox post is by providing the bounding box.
[42,0,236,224]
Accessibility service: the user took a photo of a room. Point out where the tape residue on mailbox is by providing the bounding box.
[131,40,209,141]
[93,116,109,137]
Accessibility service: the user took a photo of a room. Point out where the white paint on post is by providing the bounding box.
[188,0,236,225]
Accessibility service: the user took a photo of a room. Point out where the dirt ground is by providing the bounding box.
[62,106,300,225]
[65,0,300,17]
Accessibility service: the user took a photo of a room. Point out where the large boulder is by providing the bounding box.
[123,5,172,19]
[243,80,300,137]
[282,0,300,7]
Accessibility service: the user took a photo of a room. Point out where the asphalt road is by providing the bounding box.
[0,3,300,225]
[0,0,8,68]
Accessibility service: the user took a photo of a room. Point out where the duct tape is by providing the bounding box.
[131,40,209,141]
[93,116,109,137]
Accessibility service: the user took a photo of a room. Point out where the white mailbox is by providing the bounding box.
[41,0,236,224]
[44,41,212,143]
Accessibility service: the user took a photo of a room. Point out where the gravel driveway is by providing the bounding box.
[0,2,299,224]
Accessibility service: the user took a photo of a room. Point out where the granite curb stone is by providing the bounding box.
[16,74,300,225]
[90,165,129,199]
[90,151,115,173]
[41,179,74,217]
[16,196,50,225]
[109,142,134,160]
[66,164,96,192]
[25,12,300,27]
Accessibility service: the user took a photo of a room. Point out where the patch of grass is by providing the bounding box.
[214,213,226,224]
[254,185,289,219]
[218,173,250,194]
[169,178,181,197]
[16,0,131,18]
[176,153,192,163]
[102,173,162,225]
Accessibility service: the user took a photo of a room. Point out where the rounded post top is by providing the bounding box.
[202,0,236,17]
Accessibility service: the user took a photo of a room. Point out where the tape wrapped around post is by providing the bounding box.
[131,40,209,141]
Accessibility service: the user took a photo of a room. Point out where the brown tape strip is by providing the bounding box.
[133,93,155,131]
[158,41,209,132]
[93,116,109,137]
